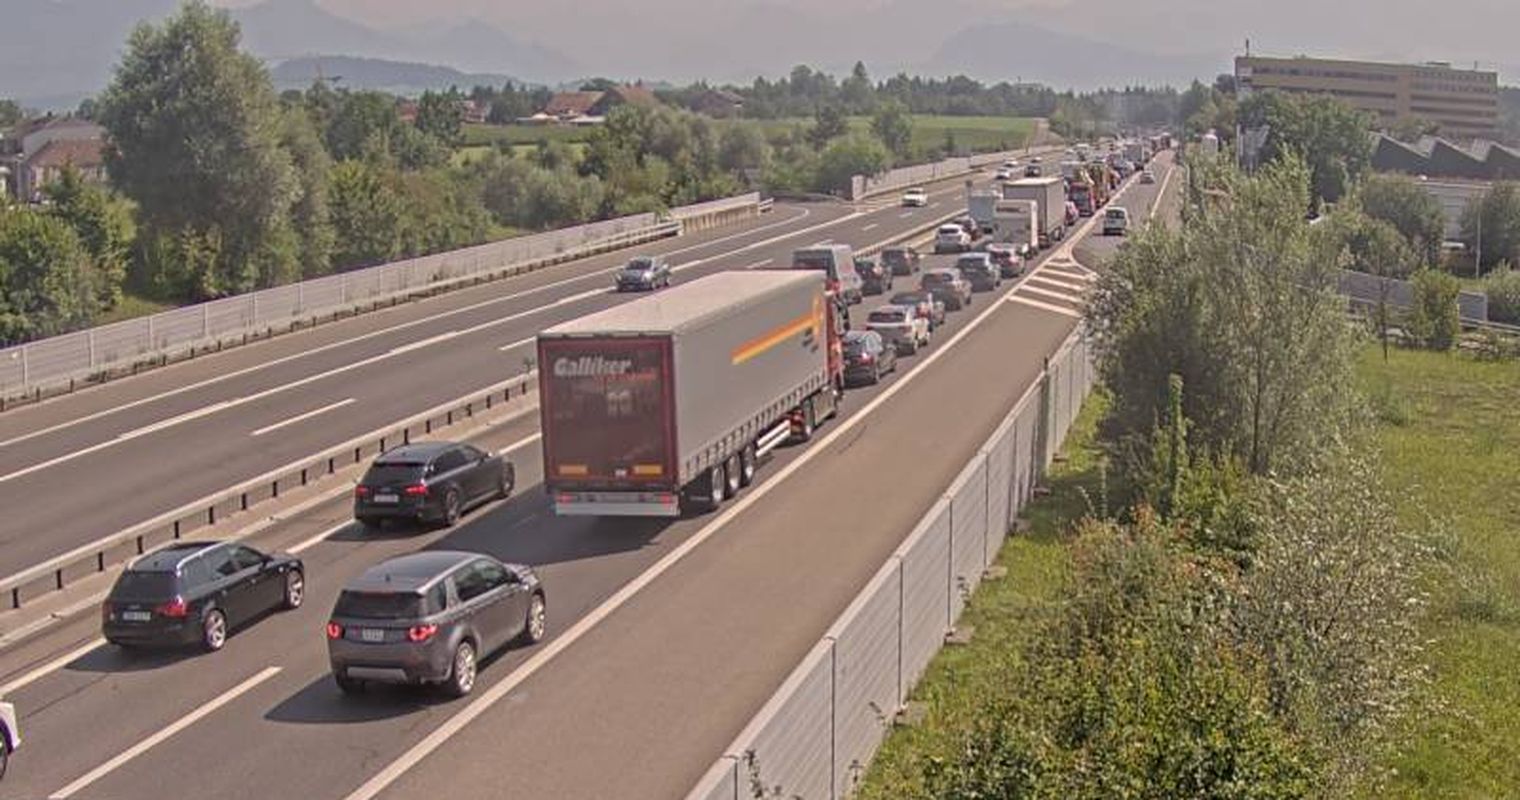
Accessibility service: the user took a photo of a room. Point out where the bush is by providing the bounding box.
[1406,268,1461,350]
[1483,266,1520,325]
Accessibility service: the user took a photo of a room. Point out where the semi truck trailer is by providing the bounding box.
[1001,177,1067,249]
[537,271,844,517]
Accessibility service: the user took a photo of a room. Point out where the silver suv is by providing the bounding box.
[326,551,546,697]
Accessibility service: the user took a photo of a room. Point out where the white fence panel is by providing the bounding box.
[829,563,903,798]
[983,420,1017,562]
[744,642,836,800]
[24,332,89,385]
[947,456,989,620]
[897,500,951,699]
[93,318,151,365]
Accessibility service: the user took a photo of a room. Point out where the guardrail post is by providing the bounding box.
[403,428,410,445]
[89,329,97,368]
[55,568,63,591]
[208,505,216,525]
[240,492,248,511]
[97,552,105,572]
[12,588,20,609]
[173,520,181,539]
[136,535,144,554]
[202,304,209,338]
[272,478,279,499]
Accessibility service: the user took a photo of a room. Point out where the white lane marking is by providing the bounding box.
[811,240,833,247]
[861,223,878,232]
[250,398,356,438]
[340,207,1055,800]
[50,666,282,799]
[1152,161,1178,221]
[389,329,461,356]
[898,211,913,219]
[0,397,231,484]
[741,258,773,269]
[0,205,821,452]
[1018,284,1085,305]
[118,401,237,440]
[0,637,106,697]
[288,519,354,555]
[1024,274,1089,294]
[498,335,536,353]
[1006,295,1083,318]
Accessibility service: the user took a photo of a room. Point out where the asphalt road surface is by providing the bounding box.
[0,151,1177,800]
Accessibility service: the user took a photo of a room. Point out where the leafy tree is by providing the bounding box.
[1238,91,1373,206]
[1358,172,1445,267]
[808,104,849,149]
[1483,266,1520,325]
[1406,268,1461,350]
[1460,181,1520,272]
[0,208,101,343]
[0,99,21,130]
[869,100,913,161]
[96,1,297,299]
[328,159,403,269]
[393,169,490,259]
[42,167,131,309]
[324,90,402,162]
[279,108,335,278]
[1388,115,1441,143]
[414,89,464,147]
[1088,156,1355,476]
[840,61,875,114]
[1318,207,1416,359]
[716,124,769,175]
[814,134,888,196]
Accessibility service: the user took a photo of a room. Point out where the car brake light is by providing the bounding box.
[326,621,343,640]
[407,624,438,643]
[156,596,189,618]
[859,353,874,363]
[354,485,370,497]
[404,484,428,496]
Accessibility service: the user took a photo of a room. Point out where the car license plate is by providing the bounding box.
[122,610,151,622]
[373,493,399,504]
[360,628,386,643]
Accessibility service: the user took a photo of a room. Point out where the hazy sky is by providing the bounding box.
[209,0,1517,74]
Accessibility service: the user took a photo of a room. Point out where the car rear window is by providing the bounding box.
[112,570,177,600]
[334,590,425,620]
[365,462,425,484]
[923,273,952,286]
[937,226,961,234]
[868,309,907,324]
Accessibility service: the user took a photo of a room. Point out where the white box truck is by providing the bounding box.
[989,199,1038,256]
[1001,177,1066,249]
[538,271,845,517]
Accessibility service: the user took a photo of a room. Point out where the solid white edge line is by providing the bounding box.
[340,199,1048,800]
[0,636,106,698]
[49,665,283,799]
[250,398,356,438]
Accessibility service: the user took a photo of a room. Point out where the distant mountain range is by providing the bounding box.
[925,22,1230,88]
[268,56,516,95]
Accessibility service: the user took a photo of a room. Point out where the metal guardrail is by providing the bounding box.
[0,370,541,610]
[687,327,1097,800]
[1,191,771,404]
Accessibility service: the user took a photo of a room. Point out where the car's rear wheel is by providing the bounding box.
[518,593,547,645]
[443,641,478,698]
[201,608,227,653]
[441,490,461,528]
[334,671,365,695]
[282,569,305,610]
[0,728,11,780]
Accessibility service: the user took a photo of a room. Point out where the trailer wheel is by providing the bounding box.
[739,444,757,487]
[706,463,727,510]
[723,454,742,498]
[794,398,816,443]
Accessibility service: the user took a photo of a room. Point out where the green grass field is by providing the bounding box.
[855,393,1108,798]
[95,291,174,326]
[1357,348,1520,798]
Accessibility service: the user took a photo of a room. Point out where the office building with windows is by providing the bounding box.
[1235,55,1499,140]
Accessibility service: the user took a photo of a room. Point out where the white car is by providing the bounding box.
[1103,206,1131,236]
[934,224,971,254]
[1002,159,1020,169]
[994,168,1014,181]
[901,187,929,207]
[865,305,932,355]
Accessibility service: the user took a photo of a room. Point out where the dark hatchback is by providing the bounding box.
[327,551,546,697]
[854,256,893,295]
[955,253,1003,292]
[354,442,514,529]
[103,541,304,652]
[841,330,898,386]
[879,246,921,276]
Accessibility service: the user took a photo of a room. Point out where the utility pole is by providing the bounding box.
[1475,203,1483,279]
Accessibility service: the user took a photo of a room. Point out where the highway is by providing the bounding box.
[0,150,1179,800]
[0,166,1008,583]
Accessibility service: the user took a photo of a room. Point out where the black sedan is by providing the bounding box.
[355,442,514,529]
[614,256,672,291]
[842,330,898,386]
[103,541,304,652]
[879,246,921,276]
